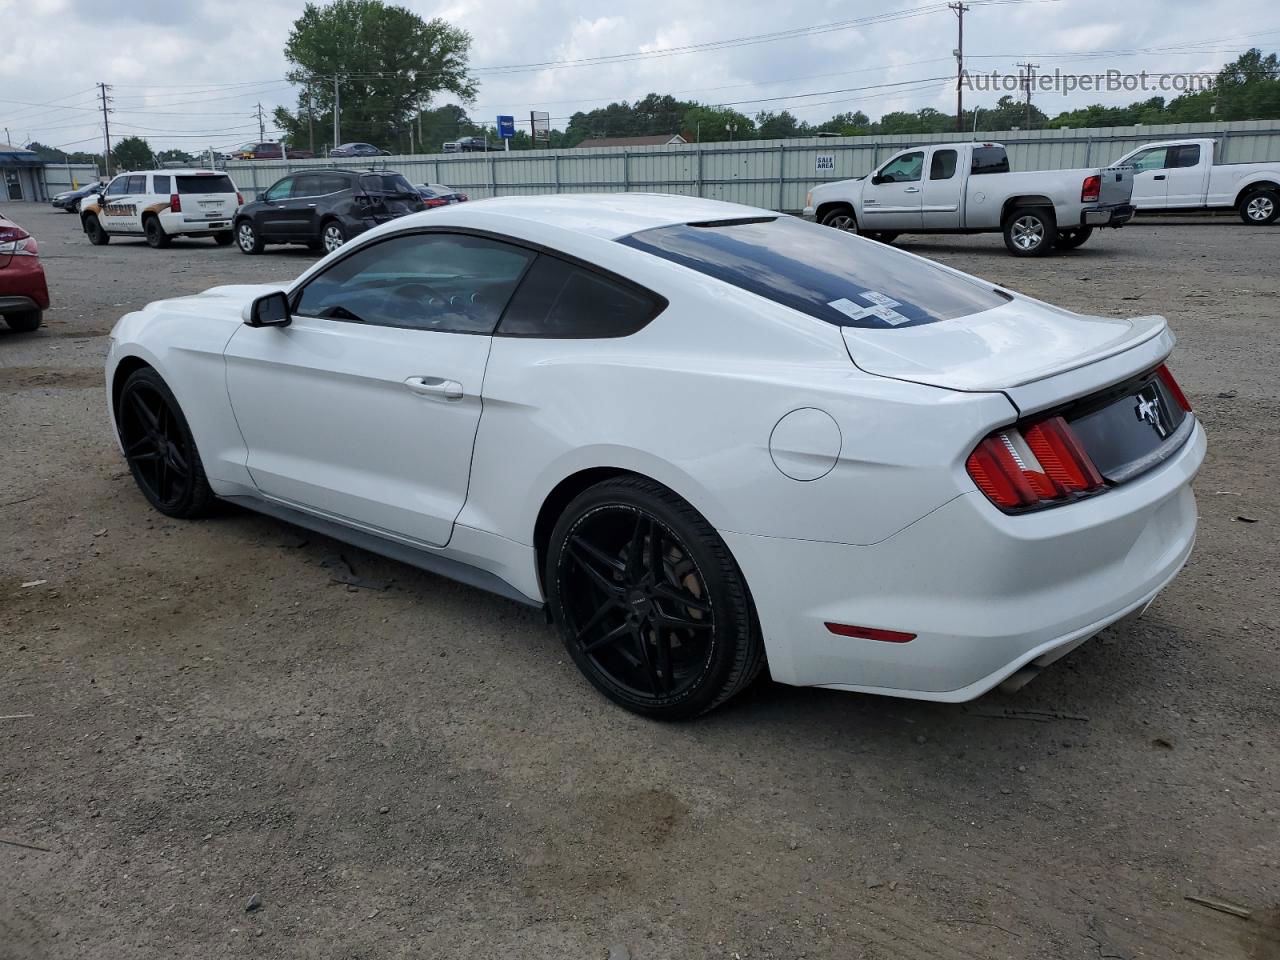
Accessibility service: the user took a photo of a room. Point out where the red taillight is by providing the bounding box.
[424,197,447,207]
[1156,364,1191,412]
[966,417,1104,512]
[824,623,916,643]
[1081,174,1101,203]
[169,193,181,213]
[0,225,30,243]
[458,193,468,201]
[236,192,244,206]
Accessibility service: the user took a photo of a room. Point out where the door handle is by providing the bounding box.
[903,187,921,193]
[1153,175,1166,181]
[404,376,464,400]
[307,203,317,207]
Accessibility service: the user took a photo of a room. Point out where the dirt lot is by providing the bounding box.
[1,204,1277,960]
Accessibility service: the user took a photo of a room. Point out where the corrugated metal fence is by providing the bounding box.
[42,164,102,193]
[227,119,1280,212]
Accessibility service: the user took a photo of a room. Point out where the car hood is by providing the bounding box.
[840,297,1169,403]
[144,283,288,319]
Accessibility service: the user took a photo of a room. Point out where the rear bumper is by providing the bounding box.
[0,259,51,311]
[724,418,1205,699]
[1083,203,1135,227]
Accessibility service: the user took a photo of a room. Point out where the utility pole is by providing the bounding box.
[255,102,266,141]
[306,83,315,155]
[1017,61,1039,129]
[332,75,341,150]
[949,3,970,134]
[98,82,113,176]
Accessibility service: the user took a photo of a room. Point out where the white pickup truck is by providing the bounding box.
[803,141,1134,256]
[1112,138,1280,225]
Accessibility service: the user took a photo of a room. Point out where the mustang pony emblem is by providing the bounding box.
[1135,391,1169,438]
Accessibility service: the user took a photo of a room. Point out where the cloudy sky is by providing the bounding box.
[1,0,1276,152]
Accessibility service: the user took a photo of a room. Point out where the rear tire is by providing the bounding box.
[1003,206,1057,256]
[1238,188,1279,225]
[116,367,216,519]
[84,215,110,245]
[3,309,42,332]
[546,476,764,719]
[865,232,899,244]
[144,216,171,249]
[819,205,858,233]
[235,219,263,255]
[213,231,234,246]
[1054,226,1093,250]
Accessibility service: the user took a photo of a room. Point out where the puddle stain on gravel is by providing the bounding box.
[0,366,102,391]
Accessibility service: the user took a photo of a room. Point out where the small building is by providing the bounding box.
[1,143,47,202]
[575,134,687,149]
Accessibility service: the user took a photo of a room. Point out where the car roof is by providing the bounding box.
[112,169,227,177]
[411,193,775,240]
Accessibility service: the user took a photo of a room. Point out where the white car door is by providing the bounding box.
[100,174,142,232]
[223,230,536,547]
[1163,143,1205,208]
[861,151,924,231]
[1126,147,1171,209]
[920,147,962,229]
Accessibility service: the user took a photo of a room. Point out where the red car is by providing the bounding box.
[0,212,50,332]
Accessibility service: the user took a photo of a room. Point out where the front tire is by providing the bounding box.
[820,205,858,233]
[1054,226,1093,250]
[116,367,215,519]
[320,220,346,253]
[546,476,764,719]
[3,309,42,332]
[84,215,110,245]
[235,219,263,255]
[1003,206,1057,256]
[144,216,171,249]
[1239,188,1279,225]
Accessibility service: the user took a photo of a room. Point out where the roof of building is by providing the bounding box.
[575,134,687,149]
[0,143,44,168]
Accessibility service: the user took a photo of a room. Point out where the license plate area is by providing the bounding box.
[1067,372,1189,483]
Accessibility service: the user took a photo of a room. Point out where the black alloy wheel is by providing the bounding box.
[117,368,215,518]
[547,477,763,718]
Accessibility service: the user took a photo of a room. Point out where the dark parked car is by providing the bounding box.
[50,181,105,212]
[328,142,391,158]
[233,169,425,255]
[416,182,469,206]
[233,141,314,160]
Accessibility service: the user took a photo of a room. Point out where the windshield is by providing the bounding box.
[175,174,236,194]
[360,173,415,195]
[618,216,1010,330]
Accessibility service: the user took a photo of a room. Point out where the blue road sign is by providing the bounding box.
[497,116,516,139]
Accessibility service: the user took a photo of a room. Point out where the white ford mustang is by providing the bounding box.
[106,194,1205,718]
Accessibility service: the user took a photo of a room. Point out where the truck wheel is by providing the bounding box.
[84,215,110,245]
[144,216,171,249]
[1238,188,1278,225]
[865,232,899,245]
[3,309,42,332]
[820,206,858,233]
[1003,207,1057,257]
[1054,226,1093,250]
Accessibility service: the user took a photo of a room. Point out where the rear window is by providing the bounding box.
[361,173,414,195]
[176,175,236,195]
[618,217,1009,330]
[971,147,1010,175]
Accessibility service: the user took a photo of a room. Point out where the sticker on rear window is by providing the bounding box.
[860,290,901,308]
[867,304,912,326]
[827,297,874,321]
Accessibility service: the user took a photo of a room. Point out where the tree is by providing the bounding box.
[680,105,756,142]
[274,0,474,151]
[112,136,153,171]
[755,110,803,140]
[156,148,195,165]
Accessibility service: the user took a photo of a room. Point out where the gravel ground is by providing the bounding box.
[1,205,1277,960]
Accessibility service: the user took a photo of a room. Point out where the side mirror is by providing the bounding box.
[243,290,291,328]
[871,174,887,186]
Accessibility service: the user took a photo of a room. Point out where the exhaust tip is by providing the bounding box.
[998,665,1042,694]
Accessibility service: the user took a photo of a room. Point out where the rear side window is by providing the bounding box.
[176,175,236,194]
[152,174,171,194]
[315,172,350,194]
[1171,144,1200,168]
[126,175,147,193]
[970,147,1010,175]
[360,173,414,195]
[930,150,957,180]
[619,217,1009,330]
[498,256,664,338]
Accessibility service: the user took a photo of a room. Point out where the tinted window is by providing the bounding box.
[295,232,535,334]
[619,217,1009,330]
[498,256,663,338]
[930,149,957,180]
[314,172,350,194]
[878,152,923,183]
[262,177,294,202]
[1128,147,1169,172]
[970,146,1010,174]
[360,173,414,195]
[152,174,171,194]
[291,173,323,197]
[176,174,236,194]
[126,175,147,193]
[1171,144,1200,168]
[105,177,129,197]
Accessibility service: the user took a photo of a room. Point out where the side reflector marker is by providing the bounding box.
[825,622,916,643]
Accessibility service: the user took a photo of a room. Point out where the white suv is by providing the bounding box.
[79,170,242,248]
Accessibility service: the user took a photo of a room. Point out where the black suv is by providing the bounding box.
[234,170,425,255]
